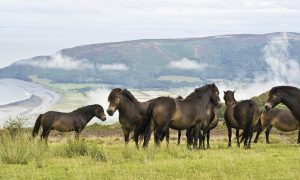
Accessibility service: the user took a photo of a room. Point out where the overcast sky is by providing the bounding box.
[0,0,299,68]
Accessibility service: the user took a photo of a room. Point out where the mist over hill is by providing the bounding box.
[1,32,300,89]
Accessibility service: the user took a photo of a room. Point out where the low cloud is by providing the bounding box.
[97,63,128,71]
[21,53,93,70]
[168,58,207,70]
[18,53,129,71]
[262,32,300,85]
[218,32,300,101]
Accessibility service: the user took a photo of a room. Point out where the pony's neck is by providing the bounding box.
[225,97,237,106]
[85,113,96,122]
[77,106,96,123]
[194,91,211,107]
[281,89,300,120]
[118,96,140,115]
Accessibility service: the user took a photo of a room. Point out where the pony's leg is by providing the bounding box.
[154,126,166,147]
[41,128,51,144]
[202,131,206,149]
[133,126,140,148]
[143,122,153,149]
[193,124,201,149]
[165,128,170,146]
[200,130,206,149]
[243,122,254,149]
[198,130,203,149]
[75,127,82,140]
[298,130,300,144]
[247,127,254,148]
[45,130,51,144]
[254,125,263,143]
[154,130,160,145]
[236,129,240,148]
[177,130,181,145]
[122,128,130,145]
[227,126,232,147]
[186,128,193,149]
[207,130,211,149]
[265,126,272,144]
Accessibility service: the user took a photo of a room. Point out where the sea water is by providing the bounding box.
[0,81,31,106]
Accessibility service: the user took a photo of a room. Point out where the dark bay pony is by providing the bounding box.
[265,86,300,122]
[254,108,300,144]
[223,90,260,149]
[107,88,158,145]
[200,103,219,149]
[177,102,219,149]
[32,104,106,142]
[134,84,222,149]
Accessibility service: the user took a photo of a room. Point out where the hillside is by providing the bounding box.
[1,32,300,88]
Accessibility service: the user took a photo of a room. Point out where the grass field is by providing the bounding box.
[1,122,300,180]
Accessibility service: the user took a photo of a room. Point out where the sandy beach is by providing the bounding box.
[0,78,60,126]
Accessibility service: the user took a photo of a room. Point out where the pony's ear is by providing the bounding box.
[223,91,226,94]
[177,95,183,100]
[233,90,236,93]
[210,83,217,90]
[121,89,127,93]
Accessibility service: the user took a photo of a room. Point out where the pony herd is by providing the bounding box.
[32,84,300,149]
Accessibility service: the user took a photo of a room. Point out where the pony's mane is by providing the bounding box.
[185,85,211,100]
[271,86,300,93]
[72,104,98,114]
[122,89,138,102]
[108,88,137,102]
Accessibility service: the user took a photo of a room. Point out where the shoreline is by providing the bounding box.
[0,78,60,126]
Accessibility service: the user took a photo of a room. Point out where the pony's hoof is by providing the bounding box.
[142,145,148,150]
[244,146,251,150]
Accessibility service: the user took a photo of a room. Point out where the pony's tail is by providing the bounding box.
[239,111,262,143]
[134,102,155,143]
[32,114,43,138]
[241,102,255,144]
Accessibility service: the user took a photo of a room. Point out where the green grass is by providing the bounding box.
[1,131,300,179]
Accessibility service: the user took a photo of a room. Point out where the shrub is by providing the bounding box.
[3,116,28,137]
[63,139,89,158]
[0,132,48,167]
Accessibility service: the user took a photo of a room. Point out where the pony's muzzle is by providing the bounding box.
[265,103,272,111]
[101,115,107,121]
[106,107,116,116]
